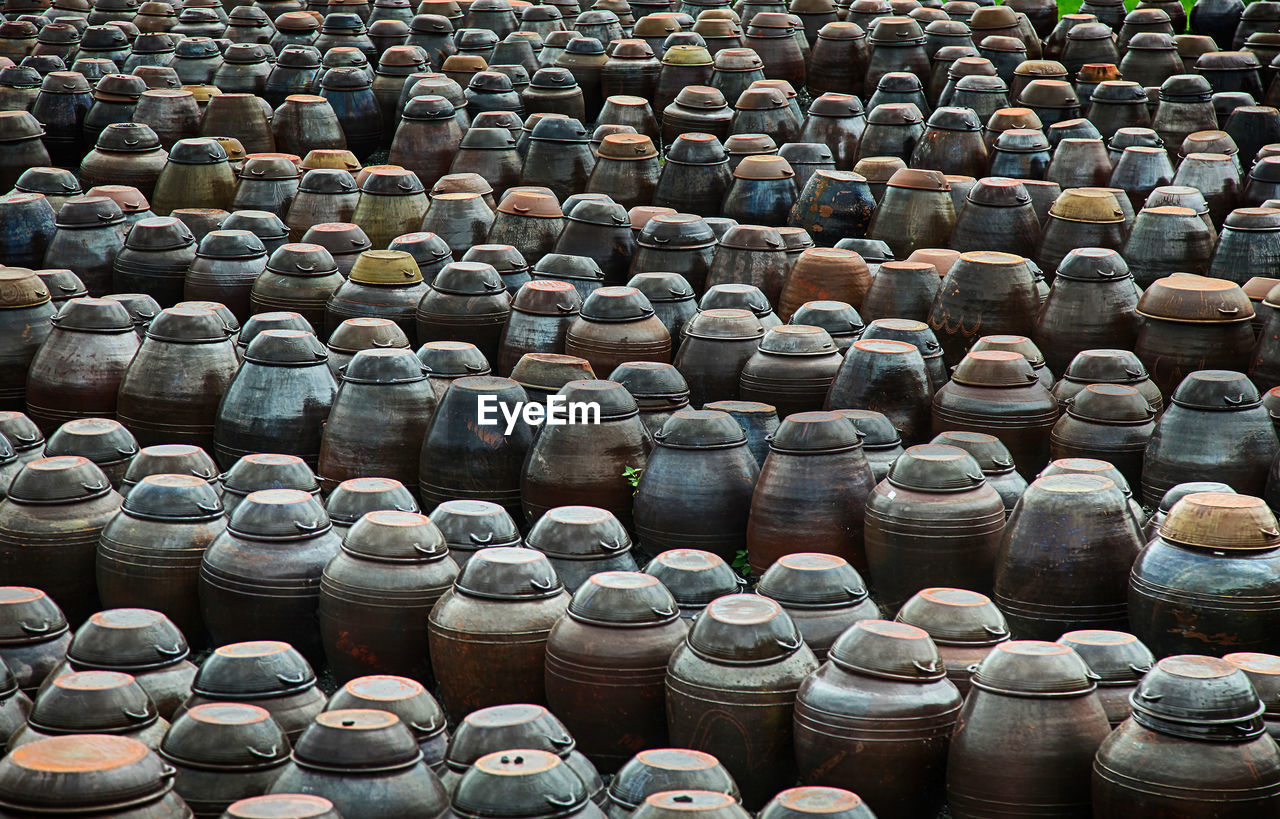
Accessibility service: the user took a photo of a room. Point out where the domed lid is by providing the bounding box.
[1157,482,1235,515]
[1048,187,1125,223]
[0,736,169,811]
[765,410,858,454]
[1060,348,1150,385]
[453,749,588,819]
[925,105,981,131]
[756,553,869,608]
[686,593,806,664]
[26,669,158,735]
[608,749,739,810]
[341,347,429,385]
[454,546,564,600]
[928,430,1016,474]
[166,136,228,165]
[192,640,316,697]
[1169,369,1260,411]
[44,418,137,465]
[1225,653,1280,717]
[578,285,655,322]
[827,620,944,681]
[759,788,869,819]
[1160,492,1280,550]
[416,341,491,377]
[266,241,342,279]
[225,211,289,243]
[970,640,1097,696]
[123,215,195,251]
[225,795,339,818]
[732,154,794,180]
[724,133,778,155]
[885,166,949,192]
[292,709,422,770]
[242,329,328,367]
[1054,247,1130,281]
[830,408,900,448]
[65,608,189,673]
[325,477,419,526]
[226,487,331,541]
[964,176,1031,207]
[197,229,266,260]
[598,133,658,160]
[326,674,445,739]
[51,297,133,333]
[428,260,507,297]
[1065,383,1155,423]
[1057,630,1154,684]
[240,154,301,182]
[6,455,113,504]
[527,503,632,557]
[887,444,987,492]
[758,324,838,356]
[54,194,123,229]
[123,474,222,522]
[348,249,423,286]
[390,232,454,269]
[683,308,764,340]
[446,703,577,771]
[360,166,426,195]
[567,571,680,626]
[340,509,448,561]
[950,350,1039,387]
[429,499,521,550]
[0,586,67,645]
[141,303,232,343]
[1130,655,1266,739]
[790,300,864,337]
[648,408,740,449]
[160,702,288,769]
[1159,72,1213,100]
[94,122,160,153]
[1090,80,1148,105]
[865,102,923,126]
[896,587,1009,645]
[567,197,630,228]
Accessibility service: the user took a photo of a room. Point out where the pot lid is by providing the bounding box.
[44,418,137,465]
[292,709,422,771]
[756,552,869,608]
[828,620,945,681]
[1065,383,1156,423]
[790,300,864,336]
[768,411,861,454]
[886,167,948,191]
[453,750,589,819]
[339,509,449,561]
[567,571,681,626]
[52,297,133,333]
[67,607,190,671]
[1057,630,1154,684]
[123,215,195,251]
[1168,369,1260,410]
[1048,187,1125,223]
[0,586,67,645]
[0,736,168,811]
[227,488,332,540]
[197,229,266,260]
[652,409,744,449]
[416,341,491,377]
[160,702,288,769]
[1159,492,1280,551]
[242,329,329,366]
[684,308,764,340]
[1130,655,1266,740]
[896,587,1009,645]
[55,194,124,228]
[971,640,1097,696]
[6,455,113,504]
[325,477,419,525]
[191,640,316,698]
[26,670,158,735]
[686,593,806,664]
[950,350,1040,387]
[1054,246,1131,281]
[526,503,633,557]
[578,285,655,322]
[928,430,1016,474]
[1060,348,1150,384]
[348,249,423,286]
[1225,653,1280,717]
[327,675,445,738]
[1156,482,1235,515]
[123,474,221,522]
[642,549,743,608]
[887,444,986,492]
[446,703,577,769]
[453,546,564,600]
[429,499,522,551]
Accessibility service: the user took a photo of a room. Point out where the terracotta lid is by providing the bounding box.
[725,133,777,154]
[717,223,784,250]
[853,156,906,182]
[662,43,713,65]
[968,4,1016,28]
[1160,493,1280,551]
[1019,78,1079,108]
[885,167,948,191]
[733,154,794,180]
[672,84,726,109]
[905,247,959,276]
[497,190,562,218]
[865,101,922,125]
[816,20,866,39]
[951,349,1039,387]
[597,133,657,160]
[1066,383,1156,424]
[1136,275,1254,323]
[1048,187,1125,223]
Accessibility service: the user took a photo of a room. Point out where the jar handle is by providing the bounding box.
[983,624,1008,636]
[599,537,626,551]
[469,532,494,544]
[82,480,107,492]
[529,577,554,590]
[965,471,984,482]
[294,519,324,532]
[1129,662,1153,674]
[992,456,1013,468]
[123,706,152,721]
[19,620,51,635]
[1137,690,1162,701]
[1095,268,1119,279]
[154,642,184,657]
[1262,527,1280,537]
[372,338,396,347]
[545,794,578,808]
[548,734,574,748]
[776,635,802,651]
[277,670,307,684]
[1218,304,1240,315]
[651,604,676,617]
[246,744,279,759]
[912,659,939,674]
[1223,393,1247,406]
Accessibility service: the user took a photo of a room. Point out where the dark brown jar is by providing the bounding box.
[325,675,449,772]
[565,286,672,376]
[0,269,54,413]
[632,409,758,564]
[738,325,842,418]
[864,444,1006,613]
[545,571,689,773]
[24,297,138,432]
[198,488,342,665]
[1049,384,1155,491]
[414,261,513,363]
[665,593,819,809]
[319,510,457,684]
[794,620,961,819]
[756,553,880,660]
[947,641,1111,819]
[0,456,122,625]
[606,749,740,819]
[932,350,1060,478]
[1092,655,1280,818]
[1058,629,1154,729]
[95,475,224,649]
[1135,275,1256,399]
[250,242,345,336]
[324,250,429,344]
[673,309,764,407]
[521,379,652,528]
[1130,492,1280,657]
[427,546,570,716]
[746,411,876,575]
[161,701,290,818]
[449,748,605,819]
[1141,369,1278,507]
[994,474,1144,640]
[178,640,325,743]
[0,587,71,697]
[895,587,1009,696]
